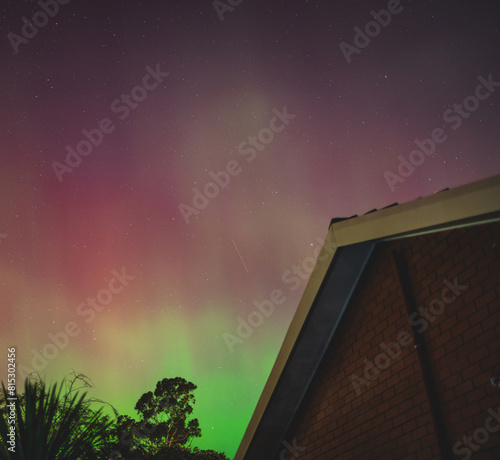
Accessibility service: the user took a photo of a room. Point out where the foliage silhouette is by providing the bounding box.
[0,373,229,460]
[110,376,229,459]
[0,372,114,460]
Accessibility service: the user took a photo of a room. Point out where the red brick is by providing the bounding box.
[463,286,485,305]
[483,271,500,292]
[464,248,484,267]
[453,245,472,264]
[286,224,500,459]
[475,290,496,309]
[462,323,483,343]
[459,227,479,247]
[450,318,471,338]
[476,250,497,271]
[475,327,497,348]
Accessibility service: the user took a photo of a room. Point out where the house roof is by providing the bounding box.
[234,174,500,460]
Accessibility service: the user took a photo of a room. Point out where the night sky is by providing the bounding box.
[1,0,499,457]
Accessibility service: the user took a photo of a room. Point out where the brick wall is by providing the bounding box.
[283,222,500,460]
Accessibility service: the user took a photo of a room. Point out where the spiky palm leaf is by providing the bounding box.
[0,377,111,460]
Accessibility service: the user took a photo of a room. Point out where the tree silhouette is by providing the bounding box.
[109,376,229,459]
[128,377,201,454]
[1,373,229,460]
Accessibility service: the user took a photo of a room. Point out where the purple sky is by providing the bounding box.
[1,0,499,456]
